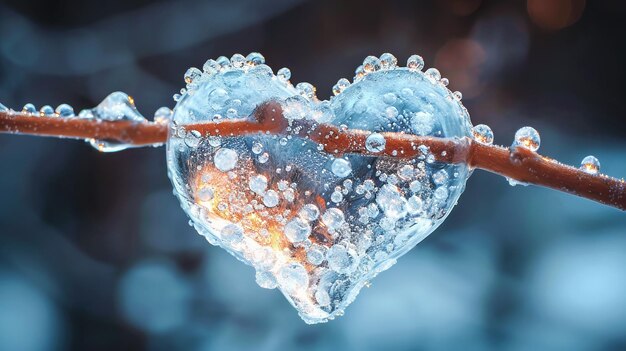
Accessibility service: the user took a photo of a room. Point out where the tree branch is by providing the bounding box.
[1,102,624,210]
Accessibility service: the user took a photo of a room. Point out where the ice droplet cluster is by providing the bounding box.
[166,53,473,323]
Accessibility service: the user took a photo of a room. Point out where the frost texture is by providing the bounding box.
[166,54,473,323]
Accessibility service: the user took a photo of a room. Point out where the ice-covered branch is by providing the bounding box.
[0,102,624,210]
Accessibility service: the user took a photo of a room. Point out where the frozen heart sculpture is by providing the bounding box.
[167,53,473,323]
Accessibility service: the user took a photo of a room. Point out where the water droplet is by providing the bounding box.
[258,152,269,164]
[90,92,145,122]
[216,56,230,69]
[154,107,173,125]
[197,187,214,201]
[363,56,382,73]
[22,103,36,114]
[256,271,277,289]
[580,155,600,174]
[208,88,229,110]
[184,67,202,84]
[472,124,494,145]
[230,54,246,68]
[379,53,398,69]
[78,109,94,118]
[411,111,435,136]
[251,142,263,154]
[249,174,268,194]
[331,190,343,203]
[203,59,220,74]
[376,184,408,219]
[284,217,312,243]
[184,130,202,148]
[332,78,351,96]
[407,55,424,71]
[214,148,238,171]
[382,92,397,105]
[246,52,265,66]
[278,263,309,293]
[365,133,386,153]
[453,91,463,100]
[307,244,326,265]
[299,204,320,222]
[296,82,316,100]
[208,136,221,147]
[221,223,244,245]
[263,190,280,208]
[425,68,441,82]
[513,126,540,152]
[321,208,345,230]
[440,77,449,86]
[315,289,331,307]
[277,67,291,81]
[331,158,352,178]
[39,105,54,116]
[327,245,358,274]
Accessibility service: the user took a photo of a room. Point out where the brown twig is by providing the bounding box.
[1,102,624,210]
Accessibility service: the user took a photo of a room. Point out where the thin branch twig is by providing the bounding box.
[1,102,624,210]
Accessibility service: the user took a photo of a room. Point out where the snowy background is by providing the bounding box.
[1,0,625,350]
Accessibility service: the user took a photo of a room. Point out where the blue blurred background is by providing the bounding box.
[1,0,625,350]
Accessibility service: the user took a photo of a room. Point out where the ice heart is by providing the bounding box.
[166,53,473,323]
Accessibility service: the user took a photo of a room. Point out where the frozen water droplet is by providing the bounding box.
[363,56,381,73]
[383,92,397,105]
[385,106,399,118]
[332,78,351,96]
[580,155,600,174]
[407,195,423,214]
[248,174,268,194]
[407,54,424,71]
[258,152,269,163]
[214,148,238,171]
[327,245,358,274]
[331,158,352,178]
[440,77,449,86]
[513,126,540,152]
[216,56,230,69]
[379,53,398,70]
[230,54,246,69]
[279,263,309,293]
[40,105,54,116]
[154,107,173,125]
[277,67,291,81]
[221,223,244,245]
[256,271,277,289]
[282,95,309,120]
[184,67,202,84]
[315,289,331,307]
[296,82,316,100]
[184,130,202,148]
[307,244,326,266]
[425,68,441,82]
[251,142,263,154]
[208,136,221,147]
[472,124,494,145]
[203,59,220,74]
[90,92,145,122]
[263,190,280,208]
[321,208,345,230]
[22,103,36,114]
[78,109,94,119]
[412,111,435,136]
[284,217,311,243]
[331,190,343,203]
[365,133,386,153]
[376,184,408,218]
[299,204,320,222]
[246,52,265,66]
[197,187,214,202]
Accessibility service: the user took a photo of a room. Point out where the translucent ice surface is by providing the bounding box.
[166,53,473,323]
